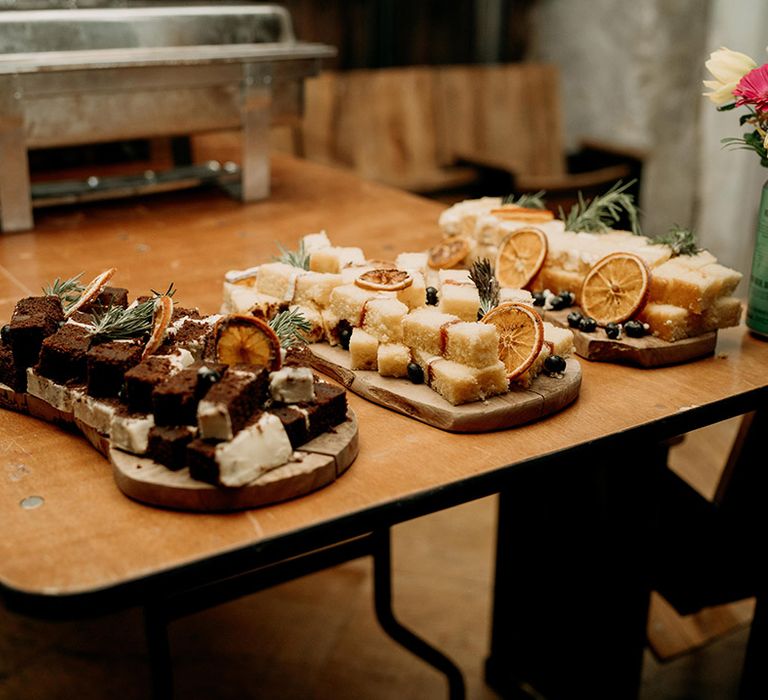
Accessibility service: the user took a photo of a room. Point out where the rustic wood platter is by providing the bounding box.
[308,344,581,432]
[0,382,359,513]
[542,308,717,368]
[111,411,358,512]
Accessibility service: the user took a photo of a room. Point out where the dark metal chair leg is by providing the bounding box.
[740,594,767,700]
[144,604,173,700]
[371,528,466,700]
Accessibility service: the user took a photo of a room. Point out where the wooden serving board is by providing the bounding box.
[111,412,359,512]
[308,344,581,432]
[543,308,717,367]
[0,382,359,513]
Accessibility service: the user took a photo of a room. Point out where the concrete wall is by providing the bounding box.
[529,0,760,274]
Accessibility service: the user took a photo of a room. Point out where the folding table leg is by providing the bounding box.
[371,528,466,700]
[486,444,663,699]
[144,604,173,700]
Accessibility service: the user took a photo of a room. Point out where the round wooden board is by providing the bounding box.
[308,344,581,433]
[543,308,717,367]
[1,381,359,513]
[110,410,359,512]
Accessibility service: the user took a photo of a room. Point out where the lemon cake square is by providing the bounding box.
[650,257,742,312]
[444,322,499,368]
[349,328,379,371]
[362,298,408,343]
[329,284,392,325]
[403,308,461,356]
[256,262,301,301]
[412,349,507,405]
[377,343,410,377]
[310,246,366,273]
[638,303,691,342]
[293,271,342,309]
[700,296,742,332]
[396,271,427,310]
[301,230,332,252]
[439,284,480,321]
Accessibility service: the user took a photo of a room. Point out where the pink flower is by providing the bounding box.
[734,63,768,112]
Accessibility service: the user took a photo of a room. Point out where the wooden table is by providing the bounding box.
[1,155,767,698]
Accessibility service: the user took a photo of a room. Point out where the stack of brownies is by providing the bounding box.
[0,281,347,488]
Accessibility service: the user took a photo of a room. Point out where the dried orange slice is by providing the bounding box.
[481,302,544,379]
[65,267,116,317]
[428,238,469,269]
[495,227,548,289]
[491,206,554,223]
[142,295,174,359]
[354,268,413,291]
[580,252,650,325]
[215,315,282,370]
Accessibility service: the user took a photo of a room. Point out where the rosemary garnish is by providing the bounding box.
[87,284,175,342]
[274,240,310,270]
[653,224,701,256]
[43,273,85,307]
[269,308,311,348]
[502,190,547,209]
[469,258,500,317]
[559,180,641,235]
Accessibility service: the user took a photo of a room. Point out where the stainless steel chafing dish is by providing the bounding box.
[0,4,335,231]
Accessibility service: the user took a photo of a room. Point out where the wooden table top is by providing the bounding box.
[1,154,767,610]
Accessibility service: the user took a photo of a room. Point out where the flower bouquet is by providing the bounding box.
[704,47,768,336]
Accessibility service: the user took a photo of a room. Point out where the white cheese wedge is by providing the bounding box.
[216,414,293,487]
[269,367,316,404]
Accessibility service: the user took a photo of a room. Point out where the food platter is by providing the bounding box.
[308,343,581,432]
[0,381,358,512]
[542,308,718,367]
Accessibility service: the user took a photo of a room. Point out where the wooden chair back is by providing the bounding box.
[301,63,566,192]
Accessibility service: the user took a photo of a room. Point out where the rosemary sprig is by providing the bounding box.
[469,258,500,317]
[559,180,641,235]
[87,284,175,342]
[43,273,85,307]
[269,308,311,348]
[653,224,701,256]
[501,190,547,209]
[274,240,310,270]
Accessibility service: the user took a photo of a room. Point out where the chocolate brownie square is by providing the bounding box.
[37,324,92,383]
[147,425,197,471]
[170,319,214,360]
[152,362,226,427]
[186,438,220,485]
[86,340,143,398]
[269,405,309,448]
[171,306,201,323]
[297,382,347,439]
[197,368,267,440]
[9,296,64,370]
[124,356,174,414]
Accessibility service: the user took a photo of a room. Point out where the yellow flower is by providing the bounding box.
[703,47,757,105]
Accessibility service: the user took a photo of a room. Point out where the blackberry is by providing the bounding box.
[407,362,424,384]
[543,354,567,374]
[567,311,583,329]
[605,322,621,339]
[624,320,646,338]
[338,326,352,350]
[425,287,439,306]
